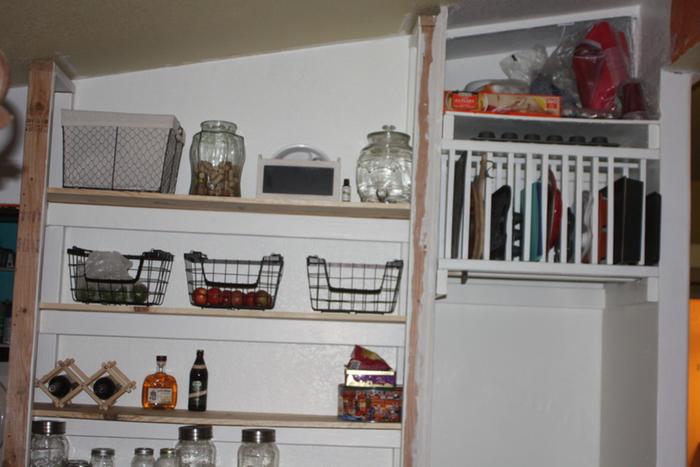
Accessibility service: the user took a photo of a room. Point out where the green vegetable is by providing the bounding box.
[132,283,149,304]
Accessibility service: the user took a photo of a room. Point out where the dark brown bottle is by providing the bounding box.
[93,376,120,400]
[48,374,78,398]
[188,349,208,411]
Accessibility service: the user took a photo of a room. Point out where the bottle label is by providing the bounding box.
[189,380,207,399]
[147,388,173,404]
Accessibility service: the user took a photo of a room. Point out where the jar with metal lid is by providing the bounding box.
[30,420,69,467]
[155,447,177,467]
[90,447,116,467]
[189,120,245,197]
[356,124,413,203]
[237,428,279,467]
[175,425,216,466]
[131,447,155,467]
[67,461,90,467]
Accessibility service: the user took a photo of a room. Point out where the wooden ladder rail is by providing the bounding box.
[3,60,73,467]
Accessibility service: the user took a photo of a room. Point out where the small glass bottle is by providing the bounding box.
[155,447,177,467]
[30,420,69,467]
[142,355,178,409]
[90,447,116,467]
[237,428,279,467]
[131,447,155,467]
[188,349,208,411]
[342,179,351,202]
[176,425,216,467]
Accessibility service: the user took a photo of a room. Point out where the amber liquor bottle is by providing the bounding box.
[142,355,178,410]
[188,349,208,411]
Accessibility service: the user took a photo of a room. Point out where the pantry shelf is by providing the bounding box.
[39,303,407,324]
[47,188,410,220]
[32,403,401,430]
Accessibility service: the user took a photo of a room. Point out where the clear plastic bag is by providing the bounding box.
[499,45,548,83]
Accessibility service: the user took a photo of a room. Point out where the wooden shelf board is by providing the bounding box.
[40,303,406,324]
[32,403,401,430]
[440,259,658,283]
[445,110,660,126]
[47,188,410,220]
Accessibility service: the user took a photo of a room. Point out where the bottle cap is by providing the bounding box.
[179,424,213,441]
[134,447,153,456]
[91,448,115,457]
[32,420,65,435]
[67,461,91,467]
[241,428,276,443]
[156,355,167,363]
[159,447,176,456]
[343,178,350,187]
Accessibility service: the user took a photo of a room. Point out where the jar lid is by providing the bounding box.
[134,447,153,456]
[31,420,65,435]
[91,447,115,457]
[201,120,237,133]
[67,461,91,467]
[159,447,176,456]
[241,428,276,443]
[366,125,411,148]
[179,424,213,441]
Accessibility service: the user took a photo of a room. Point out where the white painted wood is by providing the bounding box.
[505,152,514,261]
[592,157,599,264]
[606,156,615,265]
[39,226,65,303]
[442,139,660,159]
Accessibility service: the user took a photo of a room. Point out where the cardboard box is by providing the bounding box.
[344,368,397,388]
[479,92,561,117]
[444,91,479,112]
[338,385,402,422]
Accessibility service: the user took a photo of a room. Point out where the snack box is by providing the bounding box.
[479,92,561,117]
[344,368,397,388]
[338,385,402,423]
[444,91,479,112]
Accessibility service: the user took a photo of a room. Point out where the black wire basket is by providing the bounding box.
[184,251,284,309]
[306,256,403,314]
[67,247,174,306]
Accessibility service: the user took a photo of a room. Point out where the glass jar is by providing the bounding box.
[356,124,413,203]
[30,420,69,467]
[175,425,216,466]
[67,461,90,467]
[189,120,245,197]
[237,428,279,467]
[131,447,155,467]
[90,447,116,467]
[155,447,177,467]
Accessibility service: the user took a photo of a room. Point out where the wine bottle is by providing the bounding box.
[48,374,78,398]
[93,376,120,400]
[188,349,208,411]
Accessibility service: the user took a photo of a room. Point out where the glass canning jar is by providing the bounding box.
[237,428,279,467]
[131,447,155,467]
[30,420,69,467]
[90,447,116,467]
[155,447,177,467]
[189,120,245,197]
[67,461,90,467]
[356,124,413,203]
[176,425,216,467]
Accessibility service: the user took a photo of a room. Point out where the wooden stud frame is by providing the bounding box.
[82,361,137,411]
[35,358,86,408]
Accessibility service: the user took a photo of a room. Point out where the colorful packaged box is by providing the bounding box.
[344,368,397,388]
[444,91,479,112]
[338,385,403,423]
[478,92,561,117]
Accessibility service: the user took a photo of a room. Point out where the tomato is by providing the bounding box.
[192,287,208,306]
[244,291,256,308]
[207,287,223,306]
[221,290,232,306]
[231,290,244,308]
[255,290,272,308]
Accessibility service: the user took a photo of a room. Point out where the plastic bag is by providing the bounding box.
[499,45,548,83]
[85,251,133,280]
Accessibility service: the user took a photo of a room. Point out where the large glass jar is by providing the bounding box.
[90,447,115,467]
[356,124,412,203]
[237,428,279,467]
[131,447,155,467]
[30,420,69,467]
[189,120,245,197]
[176,425,216,466]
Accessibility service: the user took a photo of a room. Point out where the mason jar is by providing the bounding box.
[30,420,69,467]
[237,428,279,467]
[90,447,116,467]
[131,447,155,467]
[356,124,412,203]
[189,120,245,197]
[155,447,177,467]
[175,425,216,466]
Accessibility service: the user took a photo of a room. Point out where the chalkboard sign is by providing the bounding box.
[256,155,341,200]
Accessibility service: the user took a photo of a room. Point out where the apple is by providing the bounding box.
[244,291,256,308]
[221,290,232,307]
[207,287,223,306]
[192,287,208,306]
[231,290,244,308]
[255,290,272,308]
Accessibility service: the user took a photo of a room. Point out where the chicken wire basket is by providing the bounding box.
[62,110,184,192]
[306,256,403,314]
[184,251,284,309]
[67,247,174,306]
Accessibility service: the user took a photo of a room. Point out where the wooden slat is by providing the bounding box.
[32,403,401,430]
[40,303,407,323]
[47,188,410,220]
[4,60,56,467]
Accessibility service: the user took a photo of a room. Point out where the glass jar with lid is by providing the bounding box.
[67,461,90,467]
[175,425,216,466]
[237,428,279,467]
[155,447,177,467]
[356,124,413,203]
[189,120,245,197]
[90,447,116,467]
[131,447,155,467]
[30,420,69,467]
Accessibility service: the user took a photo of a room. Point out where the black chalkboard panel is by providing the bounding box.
[262,165,335,196]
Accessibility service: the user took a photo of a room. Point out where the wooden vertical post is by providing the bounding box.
[3,60,56,467]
